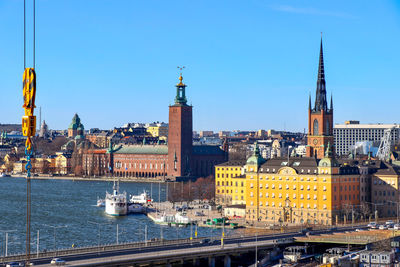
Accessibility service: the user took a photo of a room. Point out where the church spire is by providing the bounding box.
[330,93,333,110]
[308,93,312,110]
[318,37,325,81]
[314,36,327,112]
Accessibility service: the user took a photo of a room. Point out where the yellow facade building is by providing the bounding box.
[245,143,360,225]
[147,125,168,138]
[215,160,247,205]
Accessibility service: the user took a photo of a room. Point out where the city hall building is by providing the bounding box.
[82,75,227,179]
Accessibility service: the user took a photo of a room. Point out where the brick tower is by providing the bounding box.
[168,74,193,177]
[306,38,334,159]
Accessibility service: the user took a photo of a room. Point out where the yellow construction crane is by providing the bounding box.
[22,0,36,265]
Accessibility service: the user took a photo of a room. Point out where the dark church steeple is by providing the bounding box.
[306,36,334,159]
[314,37,328,112]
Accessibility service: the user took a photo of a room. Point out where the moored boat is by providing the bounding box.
[129,191,152,204]
[105,181,127,216]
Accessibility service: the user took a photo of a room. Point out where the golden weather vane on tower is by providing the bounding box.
[177,66,185,85]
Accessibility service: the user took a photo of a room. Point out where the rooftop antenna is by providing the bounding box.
[39,106,41,131]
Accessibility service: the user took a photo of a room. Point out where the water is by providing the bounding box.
[0,177,232,255]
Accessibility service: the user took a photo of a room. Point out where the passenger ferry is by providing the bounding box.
[105,181,127,216]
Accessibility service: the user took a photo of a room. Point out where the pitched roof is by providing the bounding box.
[114,145,168,155]
[260,157,319,174]
[216,160,246,167]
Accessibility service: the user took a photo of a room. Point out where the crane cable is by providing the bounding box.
[22,0,36,264]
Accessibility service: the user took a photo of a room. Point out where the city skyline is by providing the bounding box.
[0,0,399,131]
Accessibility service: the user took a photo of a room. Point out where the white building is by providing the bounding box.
[333,122,400,156]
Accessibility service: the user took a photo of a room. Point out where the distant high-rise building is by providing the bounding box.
[334,122,400,156]
[306,38,334,159]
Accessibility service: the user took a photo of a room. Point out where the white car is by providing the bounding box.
[394,224,400,230]
[386,220,395,225]
[51,258,66,265]
[368,222,377,228]
[379,225,388,230]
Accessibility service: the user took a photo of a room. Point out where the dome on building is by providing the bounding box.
[69,113,83,130]
[246,142,266,166]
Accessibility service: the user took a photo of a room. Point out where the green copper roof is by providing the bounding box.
[114,145,168,155]
[69,113,84,130]
[174,75,188,105]
[246,142,266,166]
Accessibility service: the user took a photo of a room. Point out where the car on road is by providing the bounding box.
[394,224,400,230]
[200,238,210,244]
[386,220,395,225]
[355,228,362,232]
[379,225,388,230]
[50,258,66,265]
[368,222,377,229]
[6,262,23,267]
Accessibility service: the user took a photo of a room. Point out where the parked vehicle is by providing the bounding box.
[368,222,377,228]
[386,220,395,225]
[379,225,388,230]
[201,238,210,244]
[50,258,66,265]
[394,224,400,230]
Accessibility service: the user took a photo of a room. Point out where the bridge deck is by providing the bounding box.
[295,229,397,245]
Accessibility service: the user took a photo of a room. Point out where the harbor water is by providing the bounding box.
[0,177,233,255]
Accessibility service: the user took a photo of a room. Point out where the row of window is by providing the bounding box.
[217,189,244,194]
[250,192,327,200]
[216,181,244,187]
[216,167,240,171]
[374,191,396,197]
[250,183,327,191]
[217,173,241,178]
[115,162,166,170]
[249,201,328,209]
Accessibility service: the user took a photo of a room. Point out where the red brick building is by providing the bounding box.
[83,74,227,179]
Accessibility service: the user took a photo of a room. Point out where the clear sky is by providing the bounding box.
[0,0,399,132]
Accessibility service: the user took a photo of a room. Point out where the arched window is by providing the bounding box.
[325,120,330,135]
[313,119,319,135]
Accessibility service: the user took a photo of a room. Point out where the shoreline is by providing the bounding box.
[8,174,168,183]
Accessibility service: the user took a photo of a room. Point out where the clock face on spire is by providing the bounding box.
[313,139,318,145]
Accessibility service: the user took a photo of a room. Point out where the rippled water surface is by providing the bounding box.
[0,177,230,255]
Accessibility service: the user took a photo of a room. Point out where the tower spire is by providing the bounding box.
[175,66,187,105]
[318,35,325,81]
[309,93,312,110]
[314,35,327,112]
[330,93,333,110]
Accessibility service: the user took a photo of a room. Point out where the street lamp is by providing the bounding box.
[43,224,67,257]
[387,201,400,223]
[365,202,385,223]
[0,230,17,257]
[88,221,110,249]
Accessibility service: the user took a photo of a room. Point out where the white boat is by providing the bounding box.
[96,197,105,207]
[174,212,190,224]
[128,203,145,214]
[105,181,127,216]
[129,190,152,204]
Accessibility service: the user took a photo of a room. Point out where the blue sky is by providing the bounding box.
[0,0,399,132]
